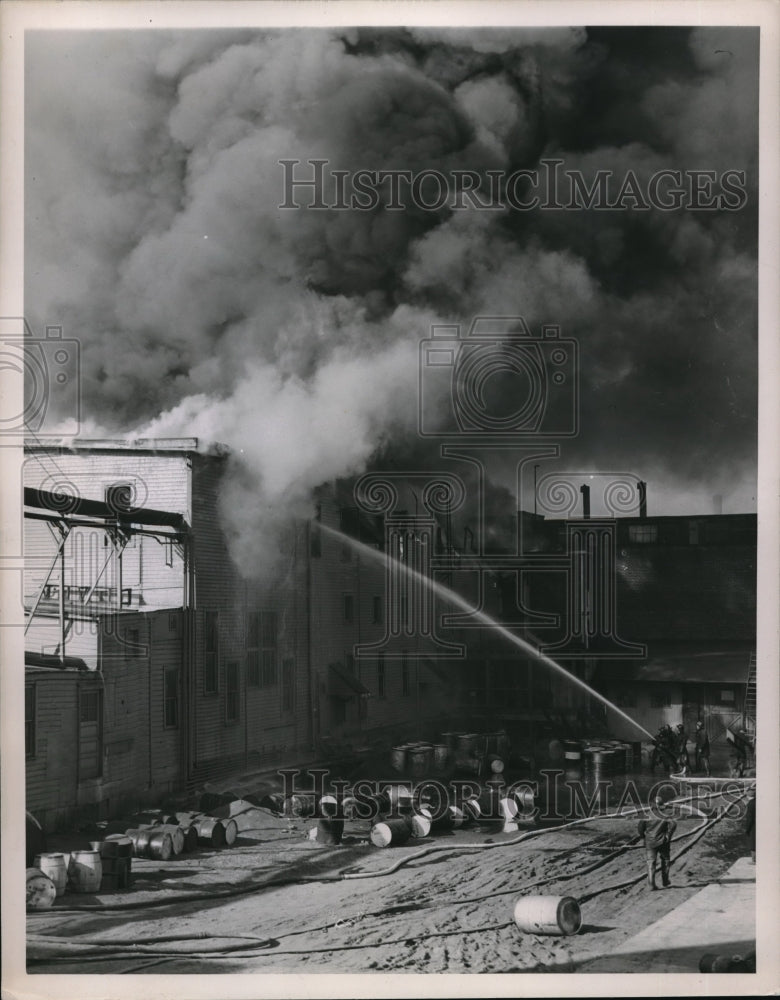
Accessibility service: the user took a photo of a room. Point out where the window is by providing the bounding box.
[719,688,736,704]
[79,688,103,780]
[372,596,383,625]
[614,687,637,708]
[343,594,354,623]
[377,653,385,699]
[25,684,36,758]
[164,669,179,728]
[104,481,134,515]
[225,661,240,723]
[628,525,658,544]
[247,611,260,687]
[281,658,295,713]
[168,613,178,633]
[81,690,100,723]
[204,611,219,694]
[650,689,672,708]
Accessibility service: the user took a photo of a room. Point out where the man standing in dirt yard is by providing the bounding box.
[638,796,678,890]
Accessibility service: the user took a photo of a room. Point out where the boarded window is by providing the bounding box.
[226,661,240,723]
[377,652,385,699]
[25,684,36,758]
[204,611,218,694]
[281,658,295,713]
[164,669,179,728]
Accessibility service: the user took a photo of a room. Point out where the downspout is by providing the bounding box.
[147,616,153,792]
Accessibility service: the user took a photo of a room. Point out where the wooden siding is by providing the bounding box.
[25,670,102,830]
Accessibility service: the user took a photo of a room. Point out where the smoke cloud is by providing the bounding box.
[25,26,758,575]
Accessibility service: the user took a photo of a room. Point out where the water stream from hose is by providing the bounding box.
[321,523,655,740]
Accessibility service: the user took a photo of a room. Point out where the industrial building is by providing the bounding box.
[23,439,756,829]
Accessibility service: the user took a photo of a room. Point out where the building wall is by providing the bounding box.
[189,455,311,778]
[310,497,458,744]
[23,447,189,613]
[25,668,102,830]
[602,681,744,743]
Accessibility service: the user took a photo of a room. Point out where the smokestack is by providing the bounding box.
[713,494,723,515]
[580,483,590,519]
[638,481,647,519]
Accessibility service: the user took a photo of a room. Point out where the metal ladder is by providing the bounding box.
[743,651,756,733]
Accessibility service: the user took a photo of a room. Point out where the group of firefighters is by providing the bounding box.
[640,721,756,891]
[650,720,712,775]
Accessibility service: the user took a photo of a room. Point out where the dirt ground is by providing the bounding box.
[26,780,751,976]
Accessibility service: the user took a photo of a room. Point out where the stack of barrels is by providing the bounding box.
[391,729,510,779]
[578,739,635,778]
[27,847,105,908]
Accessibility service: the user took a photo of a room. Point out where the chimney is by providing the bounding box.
[713,494,723,515]
[580,483,591,519]
[638,481,647,519]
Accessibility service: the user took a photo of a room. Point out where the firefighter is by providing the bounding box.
[637,795,677,890]
[674,723,690,772]
[651,724,675,772]
[694,720,711,776]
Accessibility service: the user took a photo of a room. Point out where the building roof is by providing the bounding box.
[595,646,753,685]
[25,437,229,457]
[25,651,90,672]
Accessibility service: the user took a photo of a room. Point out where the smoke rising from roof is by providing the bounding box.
[25,26,758,576]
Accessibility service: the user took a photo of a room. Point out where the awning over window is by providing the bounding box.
[328,661,370,700]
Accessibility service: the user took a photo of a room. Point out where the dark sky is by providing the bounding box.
[25,25,758,573]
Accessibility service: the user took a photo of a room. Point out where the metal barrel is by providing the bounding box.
[26,868,57,910]
[384,784,414,814]
[433,744,451,772]
[192,816,226,849]
[147,830,173,861]
[67,850,103,893]
[33,853,67,897]
[390,746,408,773]
[407,746,433,779]
[410,812,432,838]
[370,817,412,848]
[513,895,582,936]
